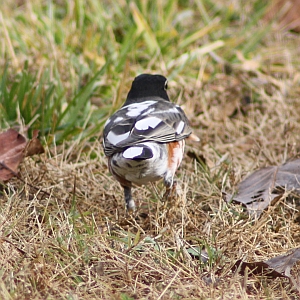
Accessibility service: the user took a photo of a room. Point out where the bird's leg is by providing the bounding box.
[163,176,177,201]
[123,186,135,211]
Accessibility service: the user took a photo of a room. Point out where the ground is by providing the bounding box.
[1,0,300,299]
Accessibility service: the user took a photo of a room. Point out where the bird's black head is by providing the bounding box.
[124,74,170,105]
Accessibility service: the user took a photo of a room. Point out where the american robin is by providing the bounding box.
[103,74,197,211]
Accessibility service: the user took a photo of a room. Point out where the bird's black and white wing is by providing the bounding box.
[103,100,192,157]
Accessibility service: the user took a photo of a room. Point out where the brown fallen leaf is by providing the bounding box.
[225,159,300,217]
[0,129,44,181]
[25,129,45,157]
[233,259,286,279]
[233,248,300,291]
[266,248,300,278]
[0,129,27,181]
[264,0,300,32]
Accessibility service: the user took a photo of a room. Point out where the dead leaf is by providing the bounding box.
[233,248,300,291]
[266,248,300,278]
[233,259,286,279]
[0,129,44,181]
[264,0,300,32]
[225,159,300,217]
[0,129,27,181]
[25,130,45,157]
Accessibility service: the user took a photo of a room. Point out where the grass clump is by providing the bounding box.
[1,0,300,298]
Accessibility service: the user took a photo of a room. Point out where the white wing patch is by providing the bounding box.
[142,107,155,115]
[107,131,130,145]
[114,116,124,122]
[167,107,180,113]
[123,147,143,159]
[176,121,185,134]
[135,117,161,131]
[123,101,156,117]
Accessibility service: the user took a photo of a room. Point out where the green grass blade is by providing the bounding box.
[55,62,108,141]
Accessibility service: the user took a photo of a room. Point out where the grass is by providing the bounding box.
[1,0,300,298]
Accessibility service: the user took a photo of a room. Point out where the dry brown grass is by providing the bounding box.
[1,0,300,299]
[2,50,300,298]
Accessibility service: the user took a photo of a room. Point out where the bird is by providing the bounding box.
[102,74,197,211]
